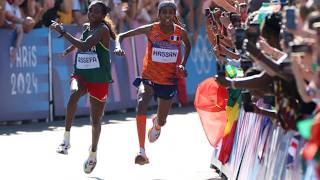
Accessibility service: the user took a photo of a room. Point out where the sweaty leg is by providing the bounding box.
[65,84,87,131]
[57,81,86,154]
[136,84,154,149]
[156,98,173,127]
[134,83,154,165]
[89,96,106,152]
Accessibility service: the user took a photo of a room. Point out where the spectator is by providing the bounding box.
[0,0,5,27]
[4,0,25,62]
[71,0,89,25]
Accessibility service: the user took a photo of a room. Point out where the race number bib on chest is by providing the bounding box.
[152,47,178,63]
[76,52,100,69]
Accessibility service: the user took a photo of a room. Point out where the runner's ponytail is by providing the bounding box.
[103,16,117,40]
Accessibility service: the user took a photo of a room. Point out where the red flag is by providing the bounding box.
[194,77,228,147]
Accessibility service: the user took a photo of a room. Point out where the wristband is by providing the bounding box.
[58,25,66,38]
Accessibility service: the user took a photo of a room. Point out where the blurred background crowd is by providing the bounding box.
[0,0,210,41]
[0,0,211,62]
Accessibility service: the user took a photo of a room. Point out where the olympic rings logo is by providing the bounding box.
[191,35,215,75]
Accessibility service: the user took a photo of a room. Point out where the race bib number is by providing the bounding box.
[152,47,178,63]
[76,52,100,69]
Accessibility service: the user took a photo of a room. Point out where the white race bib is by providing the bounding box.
[76,52,100,69]
[152,47,178,63]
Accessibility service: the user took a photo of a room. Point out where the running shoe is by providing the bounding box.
[134,152,149,165]
[56,143,71,155]
[83,156,97,174]
[148,116,161,143]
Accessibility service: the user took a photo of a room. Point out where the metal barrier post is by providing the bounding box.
[48,29,54,122]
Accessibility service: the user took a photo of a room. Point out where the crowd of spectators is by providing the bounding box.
[0,0,209,62]
[0,0,209,37]
[203,0,320,177]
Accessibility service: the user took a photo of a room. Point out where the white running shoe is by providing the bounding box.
[56,143,71,155]
[148,117,161,143]
[83,156,97,174]
[83,149,97,174]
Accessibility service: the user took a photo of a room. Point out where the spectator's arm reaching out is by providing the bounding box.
[217,44,240,60]
[246,41,292,81]
[216,71,274,91]
[259,38,286,60]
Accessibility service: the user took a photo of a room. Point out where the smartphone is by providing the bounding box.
[205,8,211,17]
[235,28,246,50]
[246,23,260,43]
[286,9,296,29]
[290,44,312,53]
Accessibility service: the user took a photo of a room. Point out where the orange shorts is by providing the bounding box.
[71,75,109,102]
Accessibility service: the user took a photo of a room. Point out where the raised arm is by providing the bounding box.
[115,24,153,47]
[50,22,109,52]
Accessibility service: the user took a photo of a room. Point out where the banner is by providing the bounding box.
[0,29,49,121]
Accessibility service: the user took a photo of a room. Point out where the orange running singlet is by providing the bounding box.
[141,23,183,85]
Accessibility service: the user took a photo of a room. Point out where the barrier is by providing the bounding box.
[0,24,214,121]
[210,107,319,180]
[0,29,49,121]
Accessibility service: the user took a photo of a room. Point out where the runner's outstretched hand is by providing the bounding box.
[114,47,125,56]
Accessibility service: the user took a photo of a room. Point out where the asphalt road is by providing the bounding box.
[0,106,221,180]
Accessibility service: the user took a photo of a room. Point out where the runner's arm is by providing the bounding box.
[115,24,153,49]
[181,28,191,67]
[63,45,76,56]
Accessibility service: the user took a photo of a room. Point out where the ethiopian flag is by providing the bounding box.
[218,66,242,164]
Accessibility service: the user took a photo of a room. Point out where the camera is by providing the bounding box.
[246,23,260,44]
[235,28,246,50]
[289,43,312,55]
